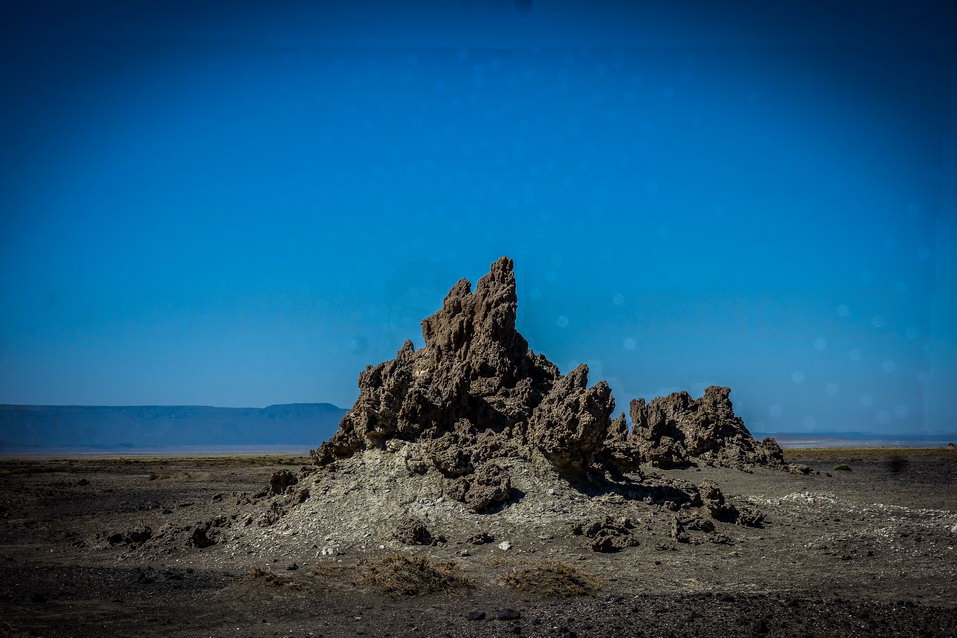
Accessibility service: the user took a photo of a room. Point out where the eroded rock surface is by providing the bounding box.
[311,257,617,482]
[699,480,765,527]
[269,470,298,496]
[310,256,790,509]
[572,516,639,553]
[630,386,786,470]
[446,463,512,513]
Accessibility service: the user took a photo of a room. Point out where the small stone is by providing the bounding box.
[466,532,494,545]
[394,519,434,546]
[495,609,521,620]
[498,541,512,551]
[268,470,297,496]
[465,611,485,621]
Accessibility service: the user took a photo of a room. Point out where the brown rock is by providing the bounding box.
[189,525,215,549]
[310,257,615,480]
[572,516,638,552]
[465,532,494,545]
[448,463,512,513]
[269,470,298,496]
[527,364,616,476]
[629,386,786,470]
[699,480,764,527]
[304,256,787,524]
[699,479,739,522]
[394,519,434,545]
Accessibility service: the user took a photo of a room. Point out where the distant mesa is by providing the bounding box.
[0,403,346,452]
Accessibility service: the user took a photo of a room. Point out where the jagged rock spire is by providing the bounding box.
[311,257,616,484]
[311,257,787,500]
[629,386,785,469]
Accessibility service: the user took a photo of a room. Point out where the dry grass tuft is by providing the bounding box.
[226,564,359,596]
[235,568,295,587]
[361,554,472,596]
[501,561,599,598]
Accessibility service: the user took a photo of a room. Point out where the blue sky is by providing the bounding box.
[1,1,955,435]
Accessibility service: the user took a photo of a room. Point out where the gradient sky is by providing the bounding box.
[1,1,955,436]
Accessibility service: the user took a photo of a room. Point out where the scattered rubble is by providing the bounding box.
[572,516,639,553]
[107,526,153,547]
[394,519,443,546]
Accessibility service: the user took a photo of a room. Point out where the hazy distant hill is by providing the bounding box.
[0,403,346,452]
[754,431,957,448]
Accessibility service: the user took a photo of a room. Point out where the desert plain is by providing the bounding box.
[0,447,955,637]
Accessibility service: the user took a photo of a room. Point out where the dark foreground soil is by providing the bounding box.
[1,449,955,637]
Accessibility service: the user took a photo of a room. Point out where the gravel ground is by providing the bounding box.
[1,449,955,637]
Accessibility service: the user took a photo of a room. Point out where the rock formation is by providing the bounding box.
[311,257,619,498]
[630,386,786,470]
[311,257,790,510]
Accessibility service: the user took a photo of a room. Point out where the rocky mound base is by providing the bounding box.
[108,441,769,564]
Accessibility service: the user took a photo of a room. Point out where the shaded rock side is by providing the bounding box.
[526,364,616,477]
[445,463,512,513]
[630,386,785,470]
[310,257,617,479]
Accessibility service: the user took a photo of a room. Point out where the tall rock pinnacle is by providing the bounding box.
[629,386,785,469]
[312,257,616,486]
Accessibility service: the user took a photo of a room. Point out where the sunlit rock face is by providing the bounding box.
[312,257,786,494]
[311,257,616,484]
[629,386,785,470]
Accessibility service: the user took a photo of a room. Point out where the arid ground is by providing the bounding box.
[1,448,955,637]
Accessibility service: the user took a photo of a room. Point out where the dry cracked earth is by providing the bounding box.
[0,448,955,637]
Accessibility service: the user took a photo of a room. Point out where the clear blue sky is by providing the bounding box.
[1,1,955,436]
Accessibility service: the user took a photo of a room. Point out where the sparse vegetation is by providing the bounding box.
[236,568,295,587]
[361,554,472,596]
[783,448,957,463]
[833,464,852,471]
[501,561,599,598]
